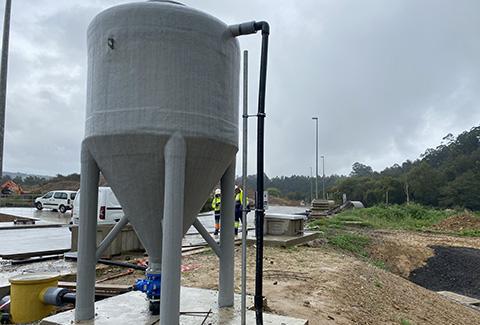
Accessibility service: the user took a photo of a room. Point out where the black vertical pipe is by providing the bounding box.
[254,21,269,325]
[229,20,270,325]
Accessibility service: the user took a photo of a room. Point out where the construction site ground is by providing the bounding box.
[67,227,480,324]
[3,212,480,324]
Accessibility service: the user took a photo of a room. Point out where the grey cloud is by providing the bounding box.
[2,0,480,178]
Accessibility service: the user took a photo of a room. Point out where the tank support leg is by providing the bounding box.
[219,160,235,307]
[75,145,100,321]
[160,133,186,324]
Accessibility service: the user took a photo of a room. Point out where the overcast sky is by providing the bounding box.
[2,0,480,178]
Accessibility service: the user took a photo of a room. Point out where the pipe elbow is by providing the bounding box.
[254,21,270,35]
[229,20,269,37]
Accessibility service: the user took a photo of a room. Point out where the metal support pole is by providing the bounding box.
[312,117,318,199]
[321,155,325,200]
[193,218,221,257]
[75,145,100,321]
[241,49,248,325]
[0,0,12,180]
[160,133,186,325]
[310,167,313,204]
[219,160,235,307]
[95,215,129,261]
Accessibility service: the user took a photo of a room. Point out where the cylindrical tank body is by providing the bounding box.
[85,1,239,268]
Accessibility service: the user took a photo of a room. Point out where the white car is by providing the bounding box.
[70,187,125,225]
[35,190,77,213]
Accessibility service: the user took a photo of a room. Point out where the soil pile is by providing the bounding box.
[267,196,300,206]
[429,214,480,232]
[178,244,480,324]
[409,245,480,299]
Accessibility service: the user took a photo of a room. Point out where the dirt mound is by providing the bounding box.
[177,243,480,324]
[236,184,300,207]
[429,214,480,232]
[268,196,300,206]
[55,229,480,324]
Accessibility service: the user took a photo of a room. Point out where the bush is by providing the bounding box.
[265,187,281,197]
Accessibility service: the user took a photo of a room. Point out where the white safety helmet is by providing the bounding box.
[215,189,221,195]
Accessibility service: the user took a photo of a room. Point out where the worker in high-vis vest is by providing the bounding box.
[234,185,250,236]
[211,189,221,236]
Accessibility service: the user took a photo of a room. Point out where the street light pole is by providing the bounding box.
[321,155,325,199]
[0,0,12,181]
[312,117,318,199]
[309,166,313,203]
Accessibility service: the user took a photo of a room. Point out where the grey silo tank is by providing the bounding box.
[85,0,240,268]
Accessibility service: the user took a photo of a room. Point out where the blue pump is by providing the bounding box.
[134,273,161,314]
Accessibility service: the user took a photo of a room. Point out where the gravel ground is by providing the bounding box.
[409,245,480,299]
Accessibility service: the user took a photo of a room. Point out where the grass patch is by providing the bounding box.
[367,259,388,271]
[338,203,455,230]
[307,214,375,233]
[285,246,299,253]
[198,248,214,255]
[459,229,480,237]
[328,233,370,256]
[399,317,414,325]
[305,204,471,271]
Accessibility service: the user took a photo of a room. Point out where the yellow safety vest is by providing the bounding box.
[235,190,248,206]
[211,196,221,211]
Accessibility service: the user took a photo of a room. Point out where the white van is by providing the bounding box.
[70,187,125,225]
[35,190,77,213]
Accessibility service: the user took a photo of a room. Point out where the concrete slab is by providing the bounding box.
[0,227,71,258]
[438,291,480,306]
[0,207,72,225]
[41,287,308,325]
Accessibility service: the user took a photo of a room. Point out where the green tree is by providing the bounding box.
[0,175,11,184]
[349,162,374,178]
[439,170,480,210]
[23,175,46,186]
[407,162,445,206]
[12,176,23,185]
[334,177,375,205]
[379,177,405,205]
[265,187,281,197]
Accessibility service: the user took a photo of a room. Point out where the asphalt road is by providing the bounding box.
[0,206,72,225]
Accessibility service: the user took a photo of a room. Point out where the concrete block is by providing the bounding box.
[70,224,144,256]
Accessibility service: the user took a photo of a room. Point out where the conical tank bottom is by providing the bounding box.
[84,134,237,265]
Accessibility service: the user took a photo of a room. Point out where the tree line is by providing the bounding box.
[240,125,480,210]
[0,173,80,189]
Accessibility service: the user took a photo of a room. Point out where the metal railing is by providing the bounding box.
[0,194,37,207]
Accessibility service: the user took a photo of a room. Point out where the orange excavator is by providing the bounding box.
[1,180,23,194]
